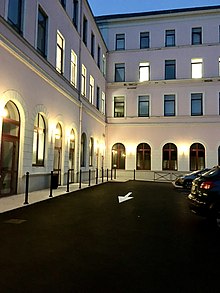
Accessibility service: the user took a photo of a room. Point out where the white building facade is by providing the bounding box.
[1,1,220,196]
[0,0,107,196]
[96,6,220,174]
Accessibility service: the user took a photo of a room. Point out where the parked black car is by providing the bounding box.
[174,168,210,189]
[188,166,220,227]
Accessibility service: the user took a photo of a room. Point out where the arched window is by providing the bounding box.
[162,143,177,170]
[32,113,46,166]
[53,123,62,185]
[112,143,126,169]
[190,143,205,171]
[69,129,75,182]
[89,137,94,166]
[136,143,151,170]
[0,101,20,195]
[81,133,87,167]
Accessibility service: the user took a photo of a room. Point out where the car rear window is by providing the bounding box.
[203,167,220,178]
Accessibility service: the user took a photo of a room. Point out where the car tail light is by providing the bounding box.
[200,181,214,190]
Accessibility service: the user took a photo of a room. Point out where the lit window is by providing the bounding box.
[102,54,106,76]
[81,64,87,96]
[101,92,105,114]
[191,58,203,79]
[89,138,94,166]
[70,50,77,87]
[139,62,150,82]
[89,75,94,104]
[56,31,65,74]
[114,96,124,117]
[32,113,46,166]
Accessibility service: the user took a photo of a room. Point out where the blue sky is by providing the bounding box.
[88,0,220,16]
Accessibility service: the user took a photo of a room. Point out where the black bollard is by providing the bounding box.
[24,172,29,205]
[49,171,53,197]
[66,169,70,192]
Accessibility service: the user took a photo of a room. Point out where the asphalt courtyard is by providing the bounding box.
[0,181,220,293]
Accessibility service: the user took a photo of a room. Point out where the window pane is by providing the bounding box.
[192,27,202,45]
[139,62,150,82]
[116,34,125,50]
[138,96,149,117]
[114,97,124,117]
[8,0,22,31]
[37,8,47,56]
[165,60,176,79]
[140,32,149,49]
[191,93,203,116]
[115,64,125,82]
[191,58,203,78]
[164,95,175,116]
[165,30,175,47]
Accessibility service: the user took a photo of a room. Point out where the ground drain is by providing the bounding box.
[4,219,27,224]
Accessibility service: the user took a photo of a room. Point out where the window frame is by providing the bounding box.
[115,63,125,82]
[191,58,203,79]
[192,27,202,45]
[32,113,46,166]
[139,62,150,82]
[56,31,65,74]
[114,96,125,118]
[140,32,150,49]
[70,50,77,87]
[81,64,87,96]
[164,94,176,117]
[7,0,23,34]
[165,60,176,80]
[37,6,48,57]
[191,93,203,116]
[138,96,150,117]
[115,33,125,50]
[165,29,175,47]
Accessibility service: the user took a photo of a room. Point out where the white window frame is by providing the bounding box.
[70,50,77,87]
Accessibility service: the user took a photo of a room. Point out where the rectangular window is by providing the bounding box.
[165,60,176,80]
[139,62,150,82]
[91,32,95,58]
[115,63,125,82]
[101,92,105,114]
[70,50,77,87]
[219,92,220,115]
[165,30,175,47]
[83,16,88,45]
[114,96,124,117]
[8,0,23,33]
[192,27,202,45]
[140,32,149,49]
[164,95,175,116]
[89,75,94,104]
[102,54,106,76]
[191,58,203,78]
[97,46,101,68]
[138,96,149,117]
[73,0,79,29]
[219,57,220,76]
[191,93,203,116]
[56,31,65,74]
[96,86,100,110]
[116,34,125,50]
[37,7,48,57]
[81,64,87,96]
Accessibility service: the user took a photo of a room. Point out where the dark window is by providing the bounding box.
[81,133,87,167]
[91,32,95,58]
[136,143,151,170]
[83,16,88,45]
[192,27,202,45]
[140,32,150,49]
[191,93,203,116]
[165,60,176,80]
[190,143,205,171]
[165,30,175,47]
[73,0,79,29]
[37,7,47,57]
[163,143,177,170]
[112,143,126,169]
[115,63,125,82]
[116,34,125,50]
[138,96,149,117]
[8,0,23,33]
[114,97,124,117]
[164,95,175,116]
[96,86,100,110]
[97,46,101,68]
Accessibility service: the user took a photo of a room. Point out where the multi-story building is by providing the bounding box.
[0,0,107,196]
[1,1,220,196]
[96,6,220,175]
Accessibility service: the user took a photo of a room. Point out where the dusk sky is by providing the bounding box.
[88,0,220,16]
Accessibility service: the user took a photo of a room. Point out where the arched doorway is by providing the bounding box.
[136,143,151,170]
[0,101,20,196]
[162,143,177,170]
[190,143,205,171]
[112,143,126,169]
[53,123,62,185]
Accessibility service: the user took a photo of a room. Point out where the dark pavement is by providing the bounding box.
[0,181,220,293]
